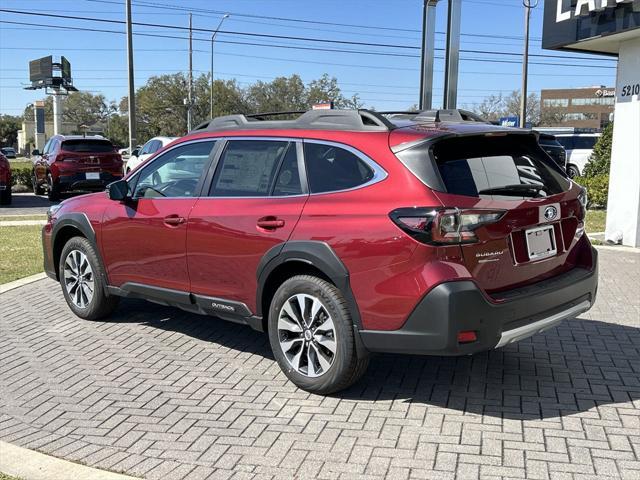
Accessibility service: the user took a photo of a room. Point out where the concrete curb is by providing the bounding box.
[0,273,48,294]
[0,441,140,480]
[0,220,47,227]
[594,244,640,253]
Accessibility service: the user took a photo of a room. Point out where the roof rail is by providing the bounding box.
[190,109,394,133]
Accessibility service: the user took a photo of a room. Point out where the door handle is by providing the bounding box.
[164,215,186,226]
[257,216,285,230]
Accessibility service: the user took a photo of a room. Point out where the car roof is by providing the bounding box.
[56,135,109,141]
[555,133,600,137]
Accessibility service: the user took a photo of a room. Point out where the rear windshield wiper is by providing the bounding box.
[478,184,545,197]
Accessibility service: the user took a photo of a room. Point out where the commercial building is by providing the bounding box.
[540,86,615,129]
[543,0,640,248]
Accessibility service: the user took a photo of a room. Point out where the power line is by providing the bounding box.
[0,18,616,68]
[0,8,615,64]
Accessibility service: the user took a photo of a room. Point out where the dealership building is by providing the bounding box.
[543,0,640,247]
[540,86,615,128]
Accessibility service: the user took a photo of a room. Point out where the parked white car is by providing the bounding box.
[124,136,177,174]
[555,133,600,178]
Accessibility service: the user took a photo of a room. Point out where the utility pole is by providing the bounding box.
[519,0,539,128]
[187,13,193,132]
[210,14,230,119]
[419,0,438,110]
[125,0,136,152]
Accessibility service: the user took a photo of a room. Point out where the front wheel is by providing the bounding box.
[268,275,369,394]
[567,165,580,179]
[59,236,119,320]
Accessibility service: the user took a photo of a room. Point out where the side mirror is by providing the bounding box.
[32,149,40,156]
[107,179,129,201]
[131,149,139,157]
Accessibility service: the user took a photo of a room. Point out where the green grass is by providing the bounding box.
[585,210,606,233]
[0,472,24,480]
[0,225,44,284]
[0,215,46,222]
[8,160,32,170]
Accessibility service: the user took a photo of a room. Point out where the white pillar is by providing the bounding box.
[52,91,63,135]
[605,38,640,247]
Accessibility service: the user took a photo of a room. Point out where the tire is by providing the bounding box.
[32,173,45,195]
[0,187,11,205]
[268,275,369,394]
[59,236,119,320]
[47,173,61,201]
[567,165,580,179]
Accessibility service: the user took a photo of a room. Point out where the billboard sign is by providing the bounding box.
[29,55,53,83]
[542,0,640,54]
[61,56,71,81]
[499,116,519,127]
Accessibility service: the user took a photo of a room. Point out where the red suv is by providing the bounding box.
[32,135,123,201]
[0,152,11,205]
[42,109,598,394]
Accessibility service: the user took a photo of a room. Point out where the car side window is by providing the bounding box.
[140,140,153,155]
[574,137,597,150]
[272,144,303,196]
[42,139,52,155]
[209,140,292,197]
[133,141,216,199]
[150,140,162,153]
[304,142,374,194]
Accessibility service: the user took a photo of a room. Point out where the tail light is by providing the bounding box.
[389,207,505,245]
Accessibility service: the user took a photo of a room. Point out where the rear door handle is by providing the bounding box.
[257,217,285,230]
[164,215,186,226]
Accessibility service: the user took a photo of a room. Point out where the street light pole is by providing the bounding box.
[210,14,230,120]
[125,0,136,152]
[519,0,539,128]
[187,13,193,132]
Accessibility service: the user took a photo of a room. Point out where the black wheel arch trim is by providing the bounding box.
[256,240,363,329]
[49,213,110,290]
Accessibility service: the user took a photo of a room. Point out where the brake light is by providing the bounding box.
[389,207,505,245]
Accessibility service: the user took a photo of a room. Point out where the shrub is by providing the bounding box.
[582,123,612,177]
[10,167,33,188]
[574,174,609,208]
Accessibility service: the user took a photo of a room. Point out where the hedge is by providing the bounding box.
[10,167,33,188]
[574,174,609,209]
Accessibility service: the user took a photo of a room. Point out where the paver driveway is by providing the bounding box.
[1,247,638,480]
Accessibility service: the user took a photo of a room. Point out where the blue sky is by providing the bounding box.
[0,0,617,116]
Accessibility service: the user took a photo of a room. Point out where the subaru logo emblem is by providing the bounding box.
[544,206,558,221]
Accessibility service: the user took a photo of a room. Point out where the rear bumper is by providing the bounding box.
[57,172,122,192]
[359,248,598,356]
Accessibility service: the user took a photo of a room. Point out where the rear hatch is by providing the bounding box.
[394,130,585,294]
[60,139,122,173]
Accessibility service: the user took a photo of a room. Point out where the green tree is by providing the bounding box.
[306,74,362,109]
[22,97,53,122]
[583,122,613,177]
[0,115,22,147]
[62,91,109,131]
[246,75,308,113]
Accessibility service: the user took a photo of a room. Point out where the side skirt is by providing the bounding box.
[107,282,265,332]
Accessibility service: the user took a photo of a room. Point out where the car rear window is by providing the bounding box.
[61,139,115,153]
[431,135,570,199]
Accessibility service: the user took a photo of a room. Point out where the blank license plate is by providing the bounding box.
[525,225,557,260]
[86,172,100,180]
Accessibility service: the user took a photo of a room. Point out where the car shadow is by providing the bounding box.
[107,298,640,421]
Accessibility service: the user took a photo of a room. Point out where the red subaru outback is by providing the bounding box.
[32,134,123,201]
[42,109,597,394]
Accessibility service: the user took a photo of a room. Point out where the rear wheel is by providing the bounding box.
[59,236,119,320]
[268,275,369,394]
[47,173,61,201]
[0,187,11,205]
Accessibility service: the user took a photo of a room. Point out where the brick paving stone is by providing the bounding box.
[0,248,639,479]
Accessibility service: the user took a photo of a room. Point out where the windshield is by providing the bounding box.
[61,139,115,153]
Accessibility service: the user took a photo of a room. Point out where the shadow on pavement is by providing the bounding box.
[106,298,640,421]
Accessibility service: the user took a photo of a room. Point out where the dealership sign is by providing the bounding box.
[542,0,640,52]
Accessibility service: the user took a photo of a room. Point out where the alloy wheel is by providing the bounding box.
[277,293,337,378]
[63,250,94,309]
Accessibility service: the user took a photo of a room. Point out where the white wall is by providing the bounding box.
[605,38,640,247]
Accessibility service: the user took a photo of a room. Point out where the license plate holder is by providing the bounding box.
[525,225,556,261]
[85,172,100,180]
